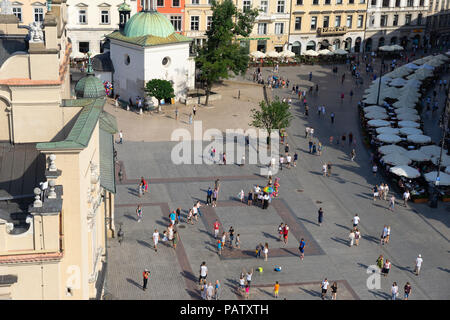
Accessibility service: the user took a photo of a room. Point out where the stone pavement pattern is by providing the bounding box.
[106,57,450,300]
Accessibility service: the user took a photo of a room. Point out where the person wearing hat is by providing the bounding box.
[142,269,150,291]
[414,254,423,276]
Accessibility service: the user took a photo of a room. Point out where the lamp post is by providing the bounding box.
[376,56,384,106]
[430,95,450,208]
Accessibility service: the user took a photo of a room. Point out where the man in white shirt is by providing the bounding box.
[286,154,292,168]
[310,128,314,138]
[414,254,423,276]
[152,229,160,252]
[321,278,329,300]
[119,130,123,144]
[279,155,284,171]
[372,164,378,176]
[352,214,360,227]
[199,262,208,284]
[403,190,411,206]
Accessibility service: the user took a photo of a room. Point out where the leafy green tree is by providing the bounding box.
[195,0,258,105]
[249,98,293,144]
[145,79,175,112]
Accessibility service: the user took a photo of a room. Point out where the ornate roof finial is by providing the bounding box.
[86,52,94,74]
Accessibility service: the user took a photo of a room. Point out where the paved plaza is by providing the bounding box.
[105,56,450,300]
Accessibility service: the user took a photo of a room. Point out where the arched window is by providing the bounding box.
[390,37,397,45]
[345,37,352,51]
[292,41,302,55]
[306,40,316,51]
[378,37,385,48]
[333,39,340,50]
[355,37,361,52]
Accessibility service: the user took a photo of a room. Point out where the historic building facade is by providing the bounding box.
[364,0,430,52]
[426,0,450,46]
[288,0,368,55]
[138,0,186,34]
[0,0,116,299]
[3,0,48,25]
[66,0,138,58]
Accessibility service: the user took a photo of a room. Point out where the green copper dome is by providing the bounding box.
[75,75,105,99]
[124,11,175,38]
[118,1,131,12]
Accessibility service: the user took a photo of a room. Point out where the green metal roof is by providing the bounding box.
[99,128,116,194]
[118,1,131,12]
[62,98,95,107]
[75,75,105,99]
[37,98,106,150]
[107,30,192,47]
[124,11,175,38]
[99,111,118,134]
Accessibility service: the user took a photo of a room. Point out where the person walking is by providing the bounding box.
[389,195,395,211]
[274,281,280,298]
[403,189,411,206]
[247,190,253,206]
[206,187,213,205]
[372,164,378,176]
[142,269,150,291]
[283,224,290,244]
[172,230,179,249]
[382,259,391,277]
[152,229,160,252]
[373,185,379,202]
[380,225,388,245]
[278,223,284,241]
[199,262,208,285]
[322,163,328,177]
[238,189,245,203]
[327,162,332,177]
[331,282,338,300]
[354,229,361,246]
[350,149,356,161]
[391,282,399,300]
[330,112,335,124]
[383,183,389,200]
[169,210,176,226]
[193,105,197,117]
[309,71,312,81]
[228,226,235,248]
[352,214,360,228]
[299,238,306,260]
[263,243,269,261]
[404,282,412,300]
[246,269,253,287]
[119,130,123,144]
[385,225,391,244]
[175,107,178,121]
[214,280,221,300]
[318,208,324,226]
[217,238,222,256]
[255,243,262,258]
[206,282,214,300]
[376,255,384,271]
[414,254,423,276]
[349,229,355,247]
[235,233,240,248]
[136,205,143,222]
[293,152,298,167]
[212,188,218,208]
[321,278,329,300]
[340,92,345,103]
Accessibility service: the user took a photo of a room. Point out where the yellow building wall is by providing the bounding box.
[0,262,60,300]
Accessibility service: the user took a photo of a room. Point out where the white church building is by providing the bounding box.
[106,0,195,105]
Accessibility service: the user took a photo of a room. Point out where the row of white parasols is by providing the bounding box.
[249,48,349,59]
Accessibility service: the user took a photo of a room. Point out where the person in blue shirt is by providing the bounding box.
[299,239,306,261]
[206,187,213,206]
[169,211,176,225]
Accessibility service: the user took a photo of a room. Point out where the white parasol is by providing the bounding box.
[364,106,386,113]
[407,150,430,162]
[368,119,391,127]
[304,49,319,56]
[431,154,450,166]
[389,78,408,87]
[393,100,416,109]
[407,134,432,144]
[379,144,408,155]
[382,153,412,166]
[397,113,420,121]
[365,112,389,120]
[420,64,435,70]
[404,63,420,70]
[398,120,420,128]
[399,127,422,135]
[377,134,402,144]
[420,145,444,157]
[333,48,348,55]
[318,49,333,55]
[389,165,421,178]
[424,171,450,185]
[266,51,280,58]
[250,51,266,59]
[376,127,400,135]
[379,45,395,51]
[385,67,412,78]
[280,50,295,58]
[391,44,404,51]
[426,59,444,67]
[396,107,418,115]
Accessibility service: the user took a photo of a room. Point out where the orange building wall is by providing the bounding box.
[137,0,185,33]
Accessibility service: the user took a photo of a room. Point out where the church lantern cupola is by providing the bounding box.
[118,1,131,30]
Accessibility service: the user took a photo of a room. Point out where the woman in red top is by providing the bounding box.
[141,177,148,193]
[283,224,290,245]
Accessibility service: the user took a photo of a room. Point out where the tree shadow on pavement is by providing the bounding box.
[330,237,350,247]
[391,263,414,275]
[298,287,321,297]
[126,278,142,290]
[298,217,318,226]
[262,232,279,241]
[368,290,391,300]
[136,240,153,249]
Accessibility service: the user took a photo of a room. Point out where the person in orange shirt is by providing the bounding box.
[274,281,280,298]
[142,269,149,291]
